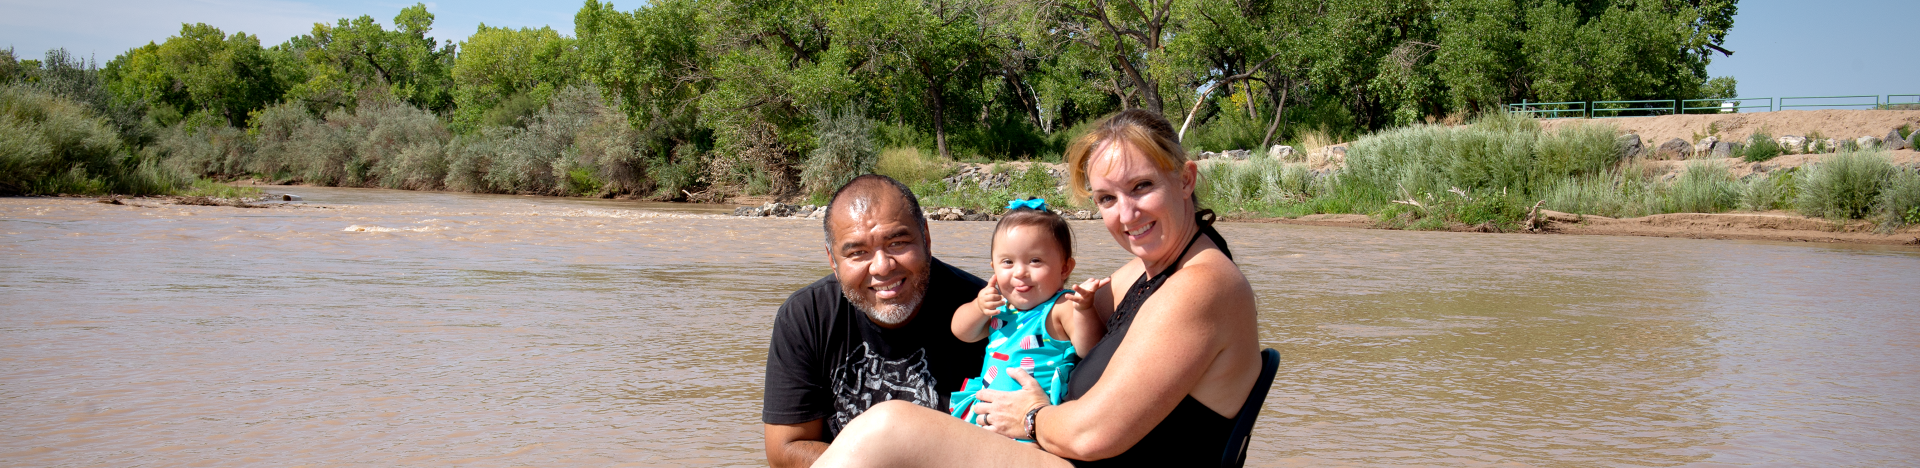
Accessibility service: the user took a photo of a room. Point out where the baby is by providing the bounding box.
[948,198,1104,439]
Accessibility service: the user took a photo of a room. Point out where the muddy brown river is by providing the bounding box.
[3,187,1917,466]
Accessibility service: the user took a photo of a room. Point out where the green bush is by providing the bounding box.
[0,84,178,195]
[1343,115,1615,206]
[799,107,877,199]
[1879,168,1920,231]
[1663,160,1740,213]
[1742,130,1783,162]
[1740,169,1797,212]
[1796,151,1895,220]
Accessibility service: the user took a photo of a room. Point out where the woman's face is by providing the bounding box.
[1084,140,1195,267]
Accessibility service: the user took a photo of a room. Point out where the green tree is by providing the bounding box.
[281,3,456,113]
[829,0,992,159]
[451,24,577,129]
[574,0,714,198]
[101,23,283,127]
[1029,0,1181,114]
[697,0,858,196]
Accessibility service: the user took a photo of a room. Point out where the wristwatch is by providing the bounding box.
[1025,405,1044,441]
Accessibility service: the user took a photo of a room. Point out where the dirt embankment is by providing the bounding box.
[1537,109,1920,147]
[1239,211,1920,245]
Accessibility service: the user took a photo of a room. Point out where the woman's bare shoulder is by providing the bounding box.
[1107,257,1147,292]
[1155,249,1254,316]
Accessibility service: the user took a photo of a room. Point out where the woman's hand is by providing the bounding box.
[972,368,1050,439]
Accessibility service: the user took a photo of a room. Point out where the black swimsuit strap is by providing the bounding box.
[1108,210,1228,331]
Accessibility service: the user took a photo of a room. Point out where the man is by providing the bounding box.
[762,175,987,467]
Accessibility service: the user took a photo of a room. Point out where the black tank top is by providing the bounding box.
[1063,211,1235,466]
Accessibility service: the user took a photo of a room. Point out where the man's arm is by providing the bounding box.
[765,420,828,468]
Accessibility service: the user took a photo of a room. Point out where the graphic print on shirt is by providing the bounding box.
[827,343,938,435]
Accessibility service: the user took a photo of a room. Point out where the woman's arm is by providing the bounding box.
[980,250,1256,459]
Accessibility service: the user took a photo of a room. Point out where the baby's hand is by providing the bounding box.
[1060,276,1111,320]
[975,276,1006,316]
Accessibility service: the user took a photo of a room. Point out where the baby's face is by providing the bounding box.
[990,224,1074,311]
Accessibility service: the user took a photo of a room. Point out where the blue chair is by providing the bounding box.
[1221,348,1280,468]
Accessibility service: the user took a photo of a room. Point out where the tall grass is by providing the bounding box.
[875,147,950,186]
[1796,151,1894,220]
[1739,169,1797,212]
[1663,160,1741,213]
[1879,169,1920,231]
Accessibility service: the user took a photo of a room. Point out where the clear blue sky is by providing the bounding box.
[2,0,1913,104]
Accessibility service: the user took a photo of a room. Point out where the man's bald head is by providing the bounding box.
[823,175,927,253]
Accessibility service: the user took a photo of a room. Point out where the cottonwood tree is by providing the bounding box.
[574,0,713,198]
[103,23,283,127]
[279,3,456,113]
[451,24,577,130]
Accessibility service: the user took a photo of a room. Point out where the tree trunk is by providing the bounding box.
[931,89,949,160]
[1261,84,1290,149]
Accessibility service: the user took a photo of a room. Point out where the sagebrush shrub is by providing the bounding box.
[799,107,877,199]
[1797,151,1895,220]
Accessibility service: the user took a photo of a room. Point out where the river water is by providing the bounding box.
[3,187,1916,467]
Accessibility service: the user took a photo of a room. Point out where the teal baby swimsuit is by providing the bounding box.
[948,290,1078,441]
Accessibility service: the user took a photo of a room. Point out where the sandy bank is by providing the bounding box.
[1536,109,1920,146]
[1229,211,1920,246]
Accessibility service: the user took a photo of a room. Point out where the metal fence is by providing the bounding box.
[1506,94,1915,118]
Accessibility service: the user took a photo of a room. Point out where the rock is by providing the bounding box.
[1856,136,1881,149]
[1223,149,1251,160]
[962,213,990,222]
[282,194,302,201]
[808,205,827,219]
[1656,138,1692,159]
[1269,145,1296,161]
[1616,133,1643,159]
[1885,129,1910,150]
[1777,135,1807,153]
[1710,141,1741,158]
[1693,136,1718,156]
[763,202,795,218]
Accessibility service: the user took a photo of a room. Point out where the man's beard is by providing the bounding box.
[847,270,930,326]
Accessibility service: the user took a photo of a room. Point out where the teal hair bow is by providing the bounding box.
[1006,198,1048,211]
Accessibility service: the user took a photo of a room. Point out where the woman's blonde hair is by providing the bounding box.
[1065,109,1189,202]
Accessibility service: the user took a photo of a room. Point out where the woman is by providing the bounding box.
[813,109,1262,467]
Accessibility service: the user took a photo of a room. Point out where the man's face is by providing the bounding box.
[826,193,931,328]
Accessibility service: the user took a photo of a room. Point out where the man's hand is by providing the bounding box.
[765,420,828,468]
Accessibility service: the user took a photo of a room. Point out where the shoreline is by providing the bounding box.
[30,187,1920,247]
[1228,211,1920,246]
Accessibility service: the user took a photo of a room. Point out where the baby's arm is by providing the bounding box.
[951,277,1004,343]
[1057,277,1112,358]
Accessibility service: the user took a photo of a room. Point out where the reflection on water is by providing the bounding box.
[2,186,1916,466]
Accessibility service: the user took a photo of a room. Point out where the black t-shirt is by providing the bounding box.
[762,257,987,441]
